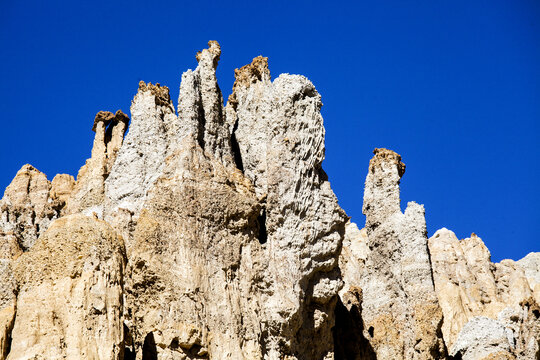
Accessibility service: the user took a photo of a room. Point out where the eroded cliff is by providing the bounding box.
[0,41,538,360]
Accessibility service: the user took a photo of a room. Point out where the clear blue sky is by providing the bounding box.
[1,1,538,261]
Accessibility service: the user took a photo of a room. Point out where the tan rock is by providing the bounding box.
[50,173,75,205]
[8,214,126,360]
[429,229,540,358]
[0,164,66,251]
[0,260,15,360]
[126,140,262,359]
[517,252,540,305]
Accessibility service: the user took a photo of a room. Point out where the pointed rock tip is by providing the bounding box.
[431,227,458,240]
[195,40,221,67]
[18,164,39,172]
[369,148,406,177]
[12,164,45,178]
[228,55,271,108]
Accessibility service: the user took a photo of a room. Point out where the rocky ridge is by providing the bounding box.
[0,41,538,360]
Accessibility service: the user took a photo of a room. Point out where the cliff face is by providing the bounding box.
[0,41,538,360]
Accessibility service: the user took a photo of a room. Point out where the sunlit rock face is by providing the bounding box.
[0,41,537,360]
[9,215,126,360]
[429,229,540,359]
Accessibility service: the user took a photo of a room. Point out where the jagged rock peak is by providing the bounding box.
[196,39,221,68]
[228,55,271,108]
[64,108,130,217]
[177,40,231,164]
[137,81,172,107]
[369,147,406,177]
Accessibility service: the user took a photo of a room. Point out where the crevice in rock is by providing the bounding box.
[333,296,376,360]
[142,332,158,360]
[196,98,206,150]
[257,207,267,245]
[2,304,16,359]
[123,324,136,360]
[230,119,244,172]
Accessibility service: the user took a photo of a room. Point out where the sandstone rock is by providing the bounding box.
[339,148,446,359]
[517,252,540,305]
[8,214,126,360]
[0,260,15,360]
[429,229,540,358]
[125,53,347,359]
[126,140,261,359]
[50,173,76,205]
[104,83,177,227]
[450,316,515,360]
[0,164,66,251]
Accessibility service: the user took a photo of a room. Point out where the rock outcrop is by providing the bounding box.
[0,164,73,252]
[9,214,126,360]
[0,41,537,360]
[429,229,540,359]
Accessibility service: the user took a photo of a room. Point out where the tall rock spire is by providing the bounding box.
[65,110,128,217]
[362,148,405,232]
[178,40,232,164]
[340,148,446,359]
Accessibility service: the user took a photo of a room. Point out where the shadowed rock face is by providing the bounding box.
[0,42,538,360]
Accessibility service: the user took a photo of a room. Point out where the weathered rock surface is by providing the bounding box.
[339,149,446,359]
[0,41,538,360]
[429,228,540,359]
[450,316,515,360]
[124,50,347,359]
[104,83,177,224]
[0,164,72,252]
[517,252,540,305]
[226,57,347,358]
[8,214,126,360]
[0,260,15,360]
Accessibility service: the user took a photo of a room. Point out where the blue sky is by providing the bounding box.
[1,1,538,261]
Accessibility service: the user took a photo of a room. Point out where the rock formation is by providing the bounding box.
[9,214,126,359]
[0,41,538,360]
[0,164,72,252]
